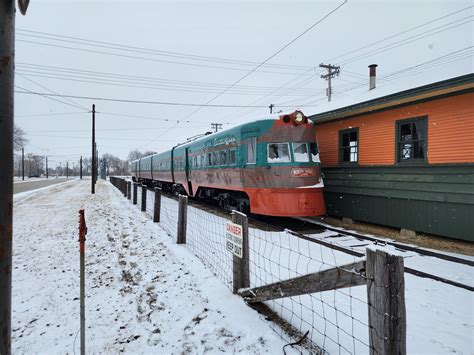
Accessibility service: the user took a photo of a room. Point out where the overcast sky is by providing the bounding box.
[14,0,473,165]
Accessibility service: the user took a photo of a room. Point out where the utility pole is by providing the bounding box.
[95,144,98,185]
[46,156,48,179]
[0,1,22,353]
[210,123,222,133]
[21,147,24,181]
[66,161,69,179]
[91,104,95,194]
[319,63,340,102]
[269,104,274,114]
[80,156,83,180]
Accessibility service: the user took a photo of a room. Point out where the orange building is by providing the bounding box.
[310,74,473,241]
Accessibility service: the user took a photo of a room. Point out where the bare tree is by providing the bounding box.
[127,149,142,162]
[13,125,27,151]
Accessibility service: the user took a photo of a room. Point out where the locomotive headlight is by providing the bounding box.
[294,111,304,124]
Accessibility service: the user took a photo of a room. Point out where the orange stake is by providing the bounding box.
[78,209,87,355]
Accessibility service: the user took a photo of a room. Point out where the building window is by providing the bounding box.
[397,117,427,163]
[339,129,358,164]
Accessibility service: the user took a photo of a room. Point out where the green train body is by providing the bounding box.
[131,111,326,216]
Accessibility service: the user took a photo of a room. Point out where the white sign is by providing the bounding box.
[225,221,243,258]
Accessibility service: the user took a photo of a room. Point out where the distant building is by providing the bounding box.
[310,73,473,241]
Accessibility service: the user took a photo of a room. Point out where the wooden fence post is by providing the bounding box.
[177,195,188,244]
[366,249,406,355]
[153,188,161,223]
[127,182,131,200]
[232,211,249,294]
[141,184,147,212]
[133,183,138,205]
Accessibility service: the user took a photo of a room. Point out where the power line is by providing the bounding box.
[16,39,313,77]
[138,1,347,150]
[17,28,314,71]
[16,73,89,111]
[15,84,89,111]
[15,67,320,97]
[15,61,322,94]
[325,5,473,62]
[16,111,86,118]
[233,7,473,118]
[339,16,473,65]
[14,90,330,108]
[180,0,348,121]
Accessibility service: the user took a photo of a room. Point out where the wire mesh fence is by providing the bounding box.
[109,177,472,355]
[186,205,234,290]
[247,223,371,354]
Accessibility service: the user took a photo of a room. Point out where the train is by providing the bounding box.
[131,110,326,217]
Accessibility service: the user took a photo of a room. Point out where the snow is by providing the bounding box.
[12,179,474,354]
[12,180,290,354]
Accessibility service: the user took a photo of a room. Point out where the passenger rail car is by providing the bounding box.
[131,111,326,217]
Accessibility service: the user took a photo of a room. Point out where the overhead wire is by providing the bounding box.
[135,0,348,150]
[324,5,473,62]
[17,28,314,71]
[17,73,90,111]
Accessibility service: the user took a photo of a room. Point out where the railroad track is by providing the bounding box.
[141,184,474,292]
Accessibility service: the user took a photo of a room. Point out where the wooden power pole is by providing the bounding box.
[319,63,340,102]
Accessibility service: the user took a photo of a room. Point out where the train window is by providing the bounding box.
[228,149,236,165]
[340,129,358,164]
[221,151,227,165]
[397,117,427,162]
[208,153,213,166]
[293,143,310,162]
[267,143,291,163]
[310,143,320,162]
[247,137,257,164]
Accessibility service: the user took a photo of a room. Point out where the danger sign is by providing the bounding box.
[225,221,243,258]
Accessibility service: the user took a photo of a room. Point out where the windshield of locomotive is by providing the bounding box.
[268,143,291,163]
[293,142,310,162]
[310,142,320,163]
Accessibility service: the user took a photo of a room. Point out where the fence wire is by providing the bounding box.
[247,221,371,355]
[186,206,233,290]
[159,195,179,239]
[109,178,433,355]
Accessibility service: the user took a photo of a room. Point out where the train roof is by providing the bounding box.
[130,118,277,164]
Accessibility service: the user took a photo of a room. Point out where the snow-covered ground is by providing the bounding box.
[12,179,474,354]
[12,180,290,354]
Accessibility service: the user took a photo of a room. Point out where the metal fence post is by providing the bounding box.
[133,183,138,205]
[127,182,131,200]
[366,249,406,355]
[153,188,161,223]
[141,184,147,212]
[232,211,250,294]
[177,195,188,244]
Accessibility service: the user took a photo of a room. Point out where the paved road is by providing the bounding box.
[14,178,70,194]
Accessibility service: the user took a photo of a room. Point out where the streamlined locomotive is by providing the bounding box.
[131,111,326,216]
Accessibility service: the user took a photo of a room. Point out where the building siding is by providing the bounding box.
[315,92,474,167]
[313,90,474,241]
[323,165,474,241]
